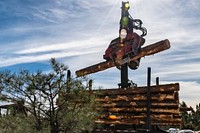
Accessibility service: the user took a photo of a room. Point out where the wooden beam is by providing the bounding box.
[106,107,180,114]
[100,114,181,120]
[95,118,181,126]
[100,101,179,108]
[180,107,194,112]
[96,92,178,102]
[94,83,179,96]
[76,39,170,77]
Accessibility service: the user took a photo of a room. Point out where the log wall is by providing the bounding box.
[93,83,181,132]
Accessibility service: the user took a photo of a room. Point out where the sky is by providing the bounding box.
[0,0,200,108]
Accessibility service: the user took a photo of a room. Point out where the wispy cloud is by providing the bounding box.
[0,0,200,106]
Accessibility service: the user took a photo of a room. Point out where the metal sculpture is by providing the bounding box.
[76,2,170,88]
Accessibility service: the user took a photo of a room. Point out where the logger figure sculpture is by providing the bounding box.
[76,1,171,88]
[103,1,146,70]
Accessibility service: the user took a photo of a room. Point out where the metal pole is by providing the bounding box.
[89,79,93,94]
[147,67,151,132]
[156,77,159,86]
[121,63,129,88]
[67,70,71,93]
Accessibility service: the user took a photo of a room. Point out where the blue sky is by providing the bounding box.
[0,0,200,108]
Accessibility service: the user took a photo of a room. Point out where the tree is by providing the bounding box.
[180,101,194,129]
[180,101,200,130]
[0,58,98,133]
[193,103,200,130]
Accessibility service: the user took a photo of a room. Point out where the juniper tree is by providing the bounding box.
[0,58,97,133]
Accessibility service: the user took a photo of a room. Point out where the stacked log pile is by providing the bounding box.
[94,83,181,127]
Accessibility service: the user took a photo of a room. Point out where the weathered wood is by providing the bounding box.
[180,107,194,112]
[100,114,181,120]
[106,107,180,114]
[95,119,145,125]
[94,83,179,96]
[95,118,181,126]
[101,101,179,108]
[76,39,170,77]
[96,92,178,102]
[93,83,181,127]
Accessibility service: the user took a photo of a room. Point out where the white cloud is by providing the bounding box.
[15,36,110,54]
[0,0,200,107]
[0,50,98,68]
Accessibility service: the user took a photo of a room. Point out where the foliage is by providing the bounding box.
[180,101,200,131]
[0,58,98,133]
[0,114,50,133]
[192,103,200,130]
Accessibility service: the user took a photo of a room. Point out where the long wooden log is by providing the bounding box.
[100,114,181,120]
[96,92,178,102]
[95,119,145,125]
[95,118,181,126]
[100,101,179,108]
[106,107,180,114]
[96,118,182,125]
[94,83,179,96]
[180,107,194,112]
[96,116,182,123]
[76,39,170,77]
